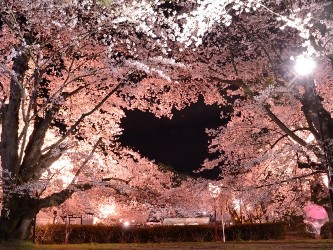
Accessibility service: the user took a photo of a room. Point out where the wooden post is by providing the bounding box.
[65,215,69,244]
[214,198,218,241]
[32,215,36,244]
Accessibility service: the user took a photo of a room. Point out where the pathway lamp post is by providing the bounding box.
[209,183,221,241]
[220,199,227,242]
[294,55,333,216]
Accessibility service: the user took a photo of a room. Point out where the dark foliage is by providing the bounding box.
[224,222,287,241]
[320,221,333,239]
[295,223,316,239]
[35,224,215,244]
[35,222,287,244]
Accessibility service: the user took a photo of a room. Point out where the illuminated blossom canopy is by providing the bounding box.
[0,0,332,240]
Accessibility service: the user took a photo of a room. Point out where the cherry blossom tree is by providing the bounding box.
[0,0,238,240]
[1,0,333,241]
[0,0,194,240]
[196,0,333,216]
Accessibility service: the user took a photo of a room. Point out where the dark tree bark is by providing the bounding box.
[0,195,40,240]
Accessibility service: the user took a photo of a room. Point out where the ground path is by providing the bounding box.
[1,240,333,250]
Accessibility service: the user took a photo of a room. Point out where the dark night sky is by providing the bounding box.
[119,96,227,179]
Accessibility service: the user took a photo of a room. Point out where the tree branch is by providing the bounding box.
[37,177,131,209]
[212,76,311,149]
[69,137,102,185]
[270,127,311,149]
[41,80,125,154]
[263,103,308,147]
[237,170,324,192]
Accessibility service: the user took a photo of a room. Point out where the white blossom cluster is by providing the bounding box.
[112,0,159,39]
[149,56,186,69]
[276,12,316,56]
[278,13,312,38]
[174,0,234,47]
[254,84,275,104]
[163,0,264,48]
[232,0,262,14]
[125,59,171,81]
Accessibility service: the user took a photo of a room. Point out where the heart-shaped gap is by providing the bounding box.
[119,96,228,179]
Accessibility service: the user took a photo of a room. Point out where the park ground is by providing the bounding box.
[1,240,333,250]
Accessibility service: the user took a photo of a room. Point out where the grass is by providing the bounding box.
[1,240,333,250]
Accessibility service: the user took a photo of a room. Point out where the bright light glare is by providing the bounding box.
[294,56,316,76]
[98,204,116,218]
[322,175,329,188]
[93,217,99,225]
[123,221,130,227]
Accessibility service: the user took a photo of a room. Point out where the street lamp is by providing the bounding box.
[208,183,221,242]
[220,199,227,243]
[294,56,316,76]
[294,55,333,217]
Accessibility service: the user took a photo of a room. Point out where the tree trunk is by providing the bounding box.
[0,196,39,240]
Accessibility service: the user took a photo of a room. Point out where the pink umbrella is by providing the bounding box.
[303,204,328,220]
